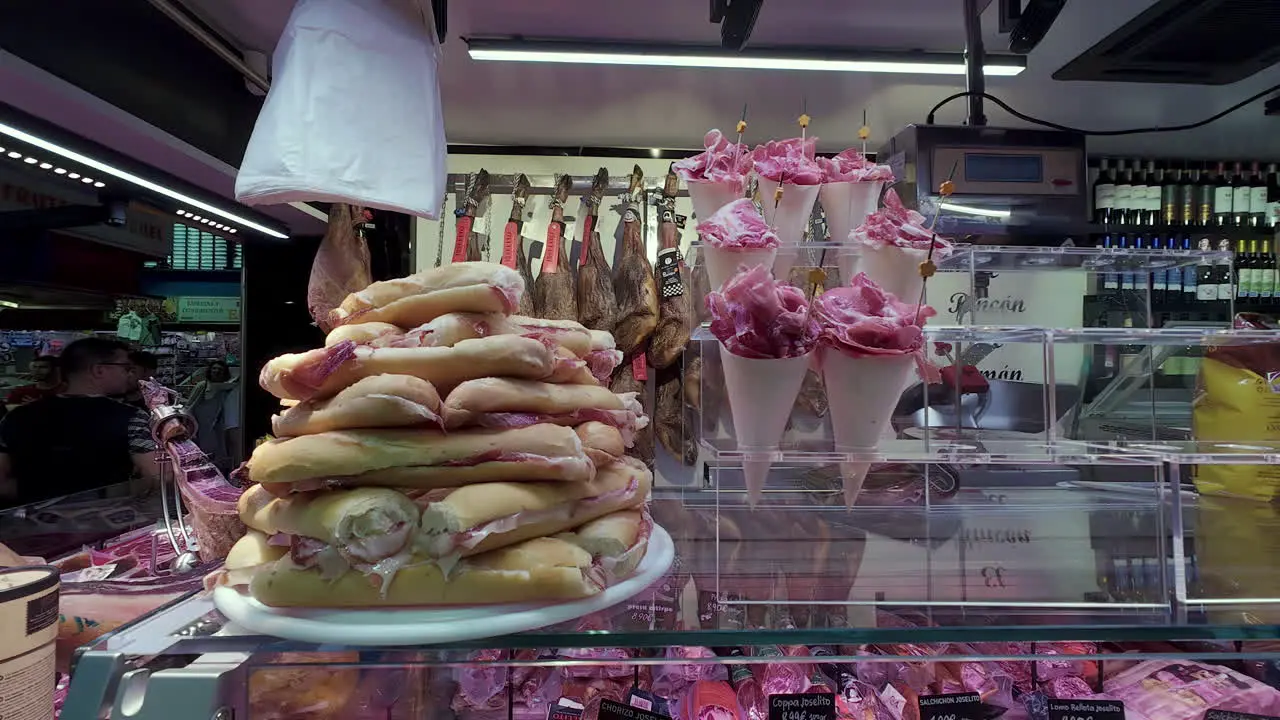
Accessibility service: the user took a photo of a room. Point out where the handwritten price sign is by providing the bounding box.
[1047,699,1124,720]
[767,693,834,720]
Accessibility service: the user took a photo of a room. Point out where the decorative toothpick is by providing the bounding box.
[799,98,812,157]
[914,161,958,325]
[859,109,871,156]
[735,103,748,146]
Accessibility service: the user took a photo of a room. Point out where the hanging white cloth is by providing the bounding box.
[235,0,448,219]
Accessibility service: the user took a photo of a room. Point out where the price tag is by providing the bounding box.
[500,222,520,269]
[543,221,564,273]
[632,351,648,382]
[599,698,671,720]
[656,247,685,299]
[452,216,473,262]
[1047,699,1125,720]
[767,693,835,720]
[61,564,117,583]
[548,698,584,720]
[625,688,671,718]
[1204,711,1280,720]
[918,692,981,720]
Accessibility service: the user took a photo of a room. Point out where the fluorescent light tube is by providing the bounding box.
[0,121,287,238]
[939,202,1011,218]
[467,42,1025,76]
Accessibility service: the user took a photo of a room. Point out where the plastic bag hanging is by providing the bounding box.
[235,0,448,219]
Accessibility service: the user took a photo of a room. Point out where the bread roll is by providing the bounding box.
[556,509,651,580]
[271,375,442,436]
[442,378,627,430]
[418,456,651,558]
[247,423,594,490]
[216,530,287,587]
[508,316,593,357]
[330,262,523,328]
[575,421,625,467]
[260,335,556,401]
[249,537,603,607]
[324,322,401,348]
[239,485,421,564]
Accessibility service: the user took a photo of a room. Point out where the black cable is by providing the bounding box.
[925,84,1280,135]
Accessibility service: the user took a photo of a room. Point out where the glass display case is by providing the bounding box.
[61,243,1280,720]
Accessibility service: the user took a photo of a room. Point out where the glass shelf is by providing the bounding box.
[78,488,1280,655]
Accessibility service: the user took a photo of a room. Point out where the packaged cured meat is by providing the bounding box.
[577,168,620,333]
[649,165,694,371]
[813,273,934,506]
[849,188,953,303]
[247,651,361,720]
[751,138,822,280]
[1103,660,1280,720]
[534,175,579,321]
[675,129,751,220]
[308,204,371,332]
[613,165,660,355]
[706,265,818,504]
[698,198,780,291]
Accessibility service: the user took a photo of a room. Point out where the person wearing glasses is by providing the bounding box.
[0,338,161,508]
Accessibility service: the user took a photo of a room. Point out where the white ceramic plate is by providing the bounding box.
[213,524,674,645]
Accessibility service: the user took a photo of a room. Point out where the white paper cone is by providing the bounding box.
[756,178,820,247]
[820,349,914,507]
[688,180,744,221]
[721,348,812,506]
[704,246,777,290]
[860,244,928,304]
[836,247,859,287]
[773,246,801,283]
[819,181,883,246]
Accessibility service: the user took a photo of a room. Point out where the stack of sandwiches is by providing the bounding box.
[220,261,654,607]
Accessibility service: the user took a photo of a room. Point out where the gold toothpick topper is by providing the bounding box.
[736,119,748,134]
[858,125,871,141]
[798,113,810,129]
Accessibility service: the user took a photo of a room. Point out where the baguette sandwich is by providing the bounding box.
[325,313,597,360]
[260,334,556,401]
[443,378,648,442]
[245,423,599,494]
[248,535,607,607]
[556,508,652,582]
[585,330,624,385]
[210,530,287,588]
[417,456,651,559]
[329,261,523,329]
[271,374,442,436]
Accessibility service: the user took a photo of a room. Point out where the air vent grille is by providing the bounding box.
[1055,0,1280,85]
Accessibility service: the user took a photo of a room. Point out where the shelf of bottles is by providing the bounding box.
[1089,157,1279,316]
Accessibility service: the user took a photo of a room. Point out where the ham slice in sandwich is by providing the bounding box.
[442,378,648,446]
[245,423,604,495]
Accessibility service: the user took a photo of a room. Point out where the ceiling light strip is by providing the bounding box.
[0,121,287,238]
[467,46,1025,76]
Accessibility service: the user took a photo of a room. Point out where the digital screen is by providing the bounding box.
[964,153,1043,183]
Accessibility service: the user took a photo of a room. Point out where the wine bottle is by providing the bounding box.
[1146,160,1162,226]
[1235,238,1250,300]
[1179,166,1197,227]
[1152,234,1168,304]
[1196,163,1215,227]
[1232,161,1252,227]
[1195,237,1217,302]
[1131,159,1150,225]
[1262,238,1277,304]
[1181,235,1198,303]
[1266,163,1279,228]
[1099,234,1118,298]
[1093,158,1116,224]
[1215,238,1234,301]
[1162,167,1180,227]
[1213,162,1233,227]
[1247,238,1262,300]
[1250,161,1267,227]
[1119,234,1136,292]
[1115,160,1134,225]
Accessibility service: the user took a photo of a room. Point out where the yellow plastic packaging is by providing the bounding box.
[1192,314,1280,501]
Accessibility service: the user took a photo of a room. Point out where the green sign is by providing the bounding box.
[176,296,240,324]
